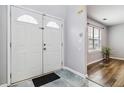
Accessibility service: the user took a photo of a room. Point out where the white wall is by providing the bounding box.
[108,24,124,59]
[65,6,87,75]
[87,18,108,64]
[0,5,7,85]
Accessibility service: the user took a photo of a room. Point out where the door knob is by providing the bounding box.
[43,48,46,50]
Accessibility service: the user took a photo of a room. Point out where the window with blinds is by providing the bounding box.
[88,25,101,51]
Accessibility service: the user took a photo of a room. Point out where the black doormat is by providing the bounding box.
[32,73,60,87]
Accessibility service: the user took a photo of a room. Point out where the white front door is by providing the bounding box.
[43,16,63,73]
[11,6,43,83]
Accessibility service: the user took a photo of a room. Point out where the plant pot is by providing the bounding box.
[103,54,110,64]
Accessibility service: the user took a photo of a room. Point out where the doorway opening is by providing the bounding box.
[87,5,124,87]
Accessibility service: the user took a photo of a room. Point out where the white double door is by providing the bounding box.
[11,6,62,83]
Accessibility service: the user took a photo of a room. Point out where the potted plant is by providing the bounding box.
[102,47,111,64]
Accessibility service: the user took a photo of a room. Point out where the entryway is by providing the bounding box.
[10,69,101,87]
[10,6,63,84]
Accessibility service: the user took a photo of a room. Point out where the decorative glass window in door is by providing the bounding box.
[17,14,38,24]
[46,21,59,29]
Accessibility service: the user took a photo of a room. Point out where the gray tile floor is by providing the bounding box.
[10,69,102,87]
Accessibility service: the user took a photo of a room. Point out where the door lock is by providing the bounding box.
[44,43,46,46]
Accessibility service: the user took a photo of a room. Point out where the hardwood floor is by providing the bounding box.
[87,59,124,87]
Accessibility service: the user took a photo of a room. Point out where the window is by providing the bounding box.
[46,21,59,29]
[17,15,38,25]
[88,25,101,51]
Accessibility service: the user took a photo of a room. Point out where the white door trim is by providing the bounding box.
[12,5,64,21]
[7,5,64,85]
[7,5,11,86]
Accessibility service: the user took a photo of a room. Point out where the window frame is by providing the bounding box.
[88,25,101,52]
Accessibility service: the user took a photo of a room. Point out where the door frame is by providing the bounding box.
[7,5,64,85]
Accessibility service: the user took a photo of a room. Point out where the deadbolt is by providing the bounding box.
[44,43,46,46]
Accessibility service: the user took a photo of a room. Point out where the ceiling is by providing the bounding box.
[87,5,124,26]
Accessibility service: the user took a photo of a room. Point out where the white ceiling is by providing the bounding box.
[87,5,124,26]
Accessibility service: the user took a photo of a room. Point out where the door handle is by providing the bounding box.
[39,27,44,30]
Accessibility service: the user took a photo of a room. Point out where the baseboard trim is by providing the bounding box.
[0,84,8,87]
[87,58,103,66]
[63,66,86,78]
[110,57,124,61]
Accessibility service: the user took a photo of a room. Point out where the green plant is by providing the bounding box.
[102,47,111,63]
[102,47,111,55]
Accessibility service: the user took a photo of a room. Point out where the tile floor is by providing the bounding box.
[10,69,102,87]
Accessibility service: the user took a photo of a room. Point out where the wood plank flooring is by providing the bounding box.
[87,59,124,87]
